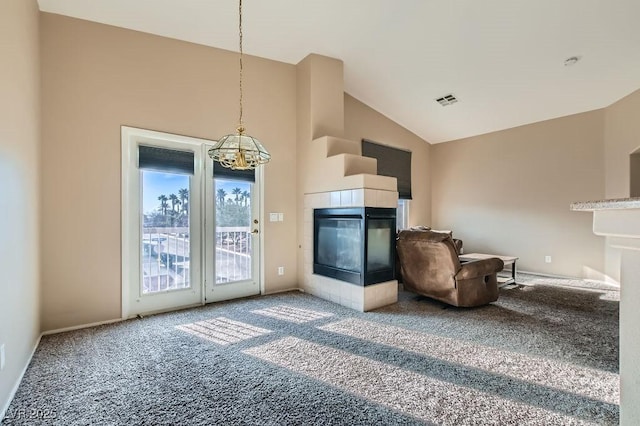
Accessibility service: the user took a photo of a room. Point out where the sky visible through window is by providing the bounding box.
[142,171,250,214]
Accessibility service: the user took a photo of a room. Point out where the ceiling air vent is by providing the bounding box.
[435,94,459,106]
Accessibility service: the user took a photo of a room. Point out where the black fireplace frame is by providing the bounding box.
[313,207,396,286]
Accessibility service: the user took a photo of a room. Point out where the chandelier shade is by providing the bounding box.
[208,127,270,170]
[208,0,270,170]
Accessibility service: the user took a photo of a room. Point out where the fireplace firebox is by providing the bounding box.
[313,207,396,286]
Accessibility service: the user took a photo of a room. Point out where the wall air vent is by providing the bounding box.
[435,94,459,106]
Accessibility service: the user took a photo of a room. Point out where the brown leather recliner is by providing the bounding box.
[395,226,462,283]
[397,230,504,307]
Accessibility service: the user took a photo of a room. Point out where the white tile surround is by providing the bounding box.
[303,189,399,311]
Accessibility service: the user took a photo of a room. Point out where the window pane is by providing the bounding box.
[141,171,191,294]
[397,199,409,230]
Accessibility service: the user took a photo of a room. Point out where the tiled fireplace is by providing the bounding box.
[295,58,400,312]
[303,188,399,311]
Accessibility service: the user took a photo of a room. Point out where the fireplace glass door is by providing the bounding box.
[317,218,362,273]
[367,219,393,272]
[314,207,396,285]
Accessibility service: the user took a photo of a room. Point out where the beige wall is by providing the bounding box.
[344,94,432,226]
[602,88,640,281]
[40,14,297,330]
[0,0,41,415]
[36,9,636,333]
[604,89,640,199]
[431,110,605,278]
[630,152,640,197]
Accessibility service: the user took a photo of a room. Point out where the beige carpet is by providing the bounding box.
[2,276,618,425]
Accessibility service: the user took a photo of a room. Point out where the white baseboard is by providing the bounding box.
[519,269,618,283]
[0,333,42,422]
[42,318,124,336]
[518,270,580,279]
[263,287,303,295]
[518,270,620,290]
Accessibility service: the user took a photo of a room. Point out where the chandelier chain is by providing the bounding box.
[238,0,243,130]
[208,0,270,170]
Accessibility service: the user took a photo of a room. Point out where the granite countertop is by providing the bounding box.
[571,197,640,211]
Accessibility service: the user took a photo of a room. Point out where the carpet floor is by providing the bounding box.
[2,276,619,425]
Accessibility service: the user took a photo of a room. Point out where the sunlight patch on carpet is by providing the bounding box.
[243,336,583,425]
[251,305,333,323]
[176,317,271,345]
[319,318,618,405]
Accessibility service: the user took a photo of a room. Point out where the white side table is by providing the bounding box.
[459,253,518,285]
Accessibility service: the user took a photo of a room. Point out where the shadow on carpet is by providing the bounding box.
[2,282,618,425]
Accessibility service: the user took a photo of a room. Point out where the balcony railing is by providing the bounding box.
[215,227,252,284]
[141,226,252,294]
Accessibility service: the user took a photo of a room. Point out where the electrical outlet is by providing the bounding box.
[277,266,284,276]
[0,344,5,371]
[545,256,552,263]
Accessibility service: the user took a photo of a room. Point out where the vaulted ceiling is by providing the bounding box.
[37,0,640,143]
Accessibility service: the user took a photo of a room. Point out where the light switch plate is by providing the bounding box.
[278,213,284,222]
[269,213,279,222]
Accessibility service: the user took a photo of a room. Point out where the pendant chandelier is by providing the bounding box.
[208,0,270,170]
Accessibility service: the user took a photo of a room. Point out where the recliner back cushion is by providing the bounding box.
[397,230,460,299]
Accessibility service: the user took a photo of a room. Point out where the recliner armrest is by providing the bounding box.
[456,258,504,280]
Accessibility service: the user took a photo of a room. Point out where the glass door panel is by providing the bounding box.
[141,171,191,293]
[131,165,202,314]
[214,179,253,284]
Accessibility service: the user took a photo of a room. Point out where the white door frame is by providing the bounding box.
[122,126,207,318]
[122,126,265,318]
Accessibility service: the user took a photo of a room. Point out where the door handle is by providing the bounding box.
[251,229,259,235]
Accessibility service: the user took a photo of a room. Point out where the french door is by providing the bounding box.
[122,127,261,318]
[204,146,261,302]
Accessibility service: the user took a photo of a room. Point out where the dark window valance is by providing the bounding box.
[213,161,255,183]
[362,139,412,199]
[138,145,194,175]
